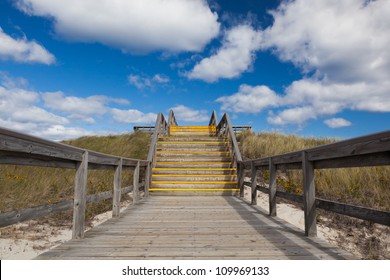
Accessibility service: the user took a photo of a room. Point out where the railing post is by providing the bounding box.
[250,162,257,205]
[238,162,245,197]
[133,161,140,204]
[112,158,122,218]
[302,151,317,237]
[144,162,151,197]
[269,157,277,217]
[72,150,88,239]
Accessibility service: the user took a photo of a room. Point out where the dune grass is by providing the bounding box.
[238,130,390,211]
[0,131,151,219]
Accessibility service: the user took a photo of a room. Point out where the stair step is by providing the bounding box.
[156,151,231,156]
[152,174,237,181]
[152,168,236,175]
[158,137,226,142]
[156,157,231,162]
[149,189,239,196]
[155,163,232,168]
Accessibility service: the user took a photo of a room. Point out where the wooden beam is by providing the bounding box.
[133,161,140,204]
[144,162,151,197]
[269,158,277,217]
[238,162,245,198]
[250,163,257,205]
[72,151,88,239]
[302,151,317,237]
[112,158,122,218]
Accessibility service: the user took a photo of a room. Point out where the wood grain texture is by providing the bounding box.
[35,196,354,260]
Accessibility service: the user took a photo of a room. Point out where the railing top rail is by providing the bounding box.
[209,110,218,126]
[0,127,148,167]
[168,110,178,127]
[243,129,390,167]
[216,113,242,162]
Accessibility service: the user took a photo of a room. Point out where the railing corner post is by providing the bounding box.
[250,162,257,205]
[269,157,277,217]
[133,161,140,204]
[238,162,245,198]
[302,151,317,237]
[112,158,123,218]
[72,150,88,239]
[145,161,151,197]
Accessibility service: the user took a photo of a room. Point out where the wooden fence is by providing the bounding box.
[0,127,148,239]
[238,130,390,236]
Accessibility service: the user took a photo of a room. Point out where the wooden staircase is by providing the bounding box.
[150,125,239,195]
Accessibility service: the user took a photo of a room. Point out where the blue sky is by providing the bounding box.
[0,0,389,141]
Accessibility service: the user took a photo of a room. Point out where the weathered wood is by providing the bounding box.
[86,191,113,203]
[269,158,277,217]
[0,151,76,168]
[209,110,218,127]
[36,196,354,260]
[72,151,88,239]
[238,162,245,198]
[302,151,317,237]
[250,163,257,205]
[316,199,390,226]
[144,162,151,197]
[133,161,140,204]
[112,158,122,217]
[0,200,73,228]
[314,151,390,169]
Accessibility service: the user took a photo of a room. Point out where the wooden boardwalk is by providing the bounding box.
[36,196,354,260]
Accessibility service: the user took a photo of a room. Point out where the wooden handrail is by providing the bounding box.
[168,110,178,136]
[209,110,218,127]
[0,126,149,238]
[242,130,390,236]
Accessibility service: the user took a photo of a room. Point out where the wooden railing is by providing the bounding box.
[216,113,244,192]
[167,110,178,136]
[239,130,390,236]
[0,127,148,239]
[209,110,218,127]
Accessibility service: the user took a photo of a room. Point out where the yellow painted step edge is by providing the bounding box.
[149,188,239,191]
[152,181,237,184]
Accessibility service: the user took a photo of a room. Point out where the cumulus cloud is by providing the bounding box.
[15,0,220,53]
[187,24,261,82]
[217,0,390,127]
[216,84,280,113]
[0,74,154,140]
[324,118,352,128]
[128,73,170,90]
[0,27,55,64]
[170,105,209,122]
[111,109,157,124]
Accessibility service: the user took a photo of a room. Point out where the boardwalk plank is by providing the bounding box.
[36,196,355,260]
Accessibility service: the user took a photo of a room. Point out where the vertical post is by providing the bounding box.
[144,162,151,197]
[112,158,123,218]
[250,162,257,205]
[302,151,317,237]
[269,157,277,217]
[72,151,88,239]
[133,161,140,204]
[238,162,245,198]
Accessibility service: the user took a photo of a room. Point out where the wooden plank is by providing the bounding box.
[72,151,88,239]
[238,162,245,198]
[250,163,257,205]
[133,161,140,204]
[316,198,390,226]
[269,158,277,217]
[144,162,151,197]
[86,191,112,203]
[302,151,317,237]
[112,159,122,217]
[0,200,73,228]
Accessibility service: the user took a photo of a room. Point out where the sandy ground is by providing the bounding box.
[0,201,131,260]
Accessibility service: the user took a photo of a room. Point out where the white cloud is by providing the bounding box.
[111,109,157,124]
[218,0,390,127]
[324,118,352,128]
[216,84,280,113]
[170,105,209,122]
[43,92,109,116]
[128,73,170,90]
[187,24,261,82]
[15,0,220,53]
[0,27,55,64]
